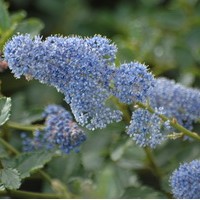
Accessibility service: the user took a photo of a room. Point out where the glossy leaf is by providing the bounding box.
[0,97,11,126]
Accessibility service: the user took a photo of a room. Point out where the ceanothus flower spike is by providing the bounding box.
[150,78,200,130]
[170,160,200,199]
[127,108,170,148]
[4,34,155,130]
[4,34,122,130]
[22,105,86,154]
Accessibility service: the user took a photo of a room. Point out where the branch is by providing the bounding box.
[136,102,200,141]
[0,189,64,199]
[6,121,44,132]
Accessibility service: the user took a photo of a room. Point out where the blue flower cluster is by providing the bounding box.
[3,34,119,130]
[170,160,200,199]
[113,62,155,104]
[4,34,155,130]
[22,105,86,154]
[127,108,170,148]
[150,78,200,130]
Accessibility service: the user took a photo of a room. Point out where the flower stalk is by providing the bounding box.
[136,102,200,141]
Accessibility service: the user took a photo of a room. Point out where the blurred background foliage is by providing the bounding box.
[0,0,200,198]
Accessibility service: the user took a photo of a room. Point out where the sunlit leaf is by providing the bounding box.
[0,97,11,126]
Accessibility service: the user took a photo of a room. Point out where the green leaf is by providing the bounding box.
[116,142,146,170]
[81,122,125,171]
[10,10,27,24]
[47,154,82,183]
[0,168,21,190]
[94,164,124,198]
[2,151,55,179]
[0,184,5,191]
[67,177,96,198]
[0,97,11,126]
[81,130,112,171]
[110,145,125,161]
[121,186,167,198]
[0,0,10,32]
[15,18,44,36]
[0,146,9,159]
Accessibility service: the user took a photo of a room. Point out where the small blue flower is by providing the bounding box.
[170,160,200,199]
[150,78,200,130]
[22,105,86,154]
[113,62,155,104]
[127,108,170,148]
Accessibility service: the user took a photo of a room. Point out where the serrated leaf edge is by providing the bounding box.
[0,167,21,190]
